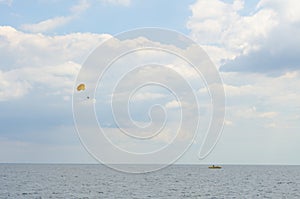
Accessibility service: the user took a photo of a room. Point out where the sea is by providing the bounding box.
[0,164,299,198]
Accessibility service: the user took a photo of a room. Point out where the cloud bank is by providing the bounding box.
[188,0,300,74]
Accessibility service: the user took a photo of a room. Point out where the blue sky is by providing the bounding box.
[0,0,194,34]
[1,0,300,165]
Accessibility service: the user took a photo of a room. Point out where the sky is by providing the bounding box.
[0,0,300,165]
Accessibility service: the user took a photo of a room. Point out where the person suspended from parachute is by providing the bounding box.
[77,83,90,99]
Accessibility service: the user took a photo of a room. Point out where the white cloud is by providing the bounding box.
[132,92,166,101]
[223,83,255,97]
[259,112,278,119]
[0,25,212,113]
[101,0,131,6]
[0,26,111,101]
[20,0,90,33]
[0,70,31,101]
[186,0,300,132]
[258,0,300,23]
[21,16,74,33]
[265,122,277,128]
[188,0,300,73]
[165,100,180,109]
[0,25,214,152]
[187,0,279,68]
[222,9,277,54]
[201,45,236,68]
[70,0,90,14]
[224,120,233,126]
[0,0,12,5]
[0,61,80,101]
[0,26,111,68]
[221,70,300,130]
[223,70,300,106]
[224,0,300,73]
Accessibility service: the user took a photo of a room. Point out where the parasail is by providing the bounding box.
[77,83,85,91]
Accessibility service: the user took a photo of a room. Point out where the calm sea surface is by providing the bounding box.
[0,164,299,198]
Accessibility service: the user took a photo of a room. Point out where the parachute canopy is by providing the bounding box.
[77,83,85,91]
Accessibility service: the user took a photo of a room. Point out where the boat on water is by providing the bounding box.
[208,165,222,169]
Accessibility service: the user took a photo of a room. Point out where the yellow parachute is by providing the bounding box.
[77,83,85,91]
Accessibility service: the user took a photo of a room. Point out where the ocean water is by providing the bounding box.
[0,164,299,198]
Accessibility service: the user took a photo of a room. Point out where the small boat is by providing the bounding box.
[208,165,222,169]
